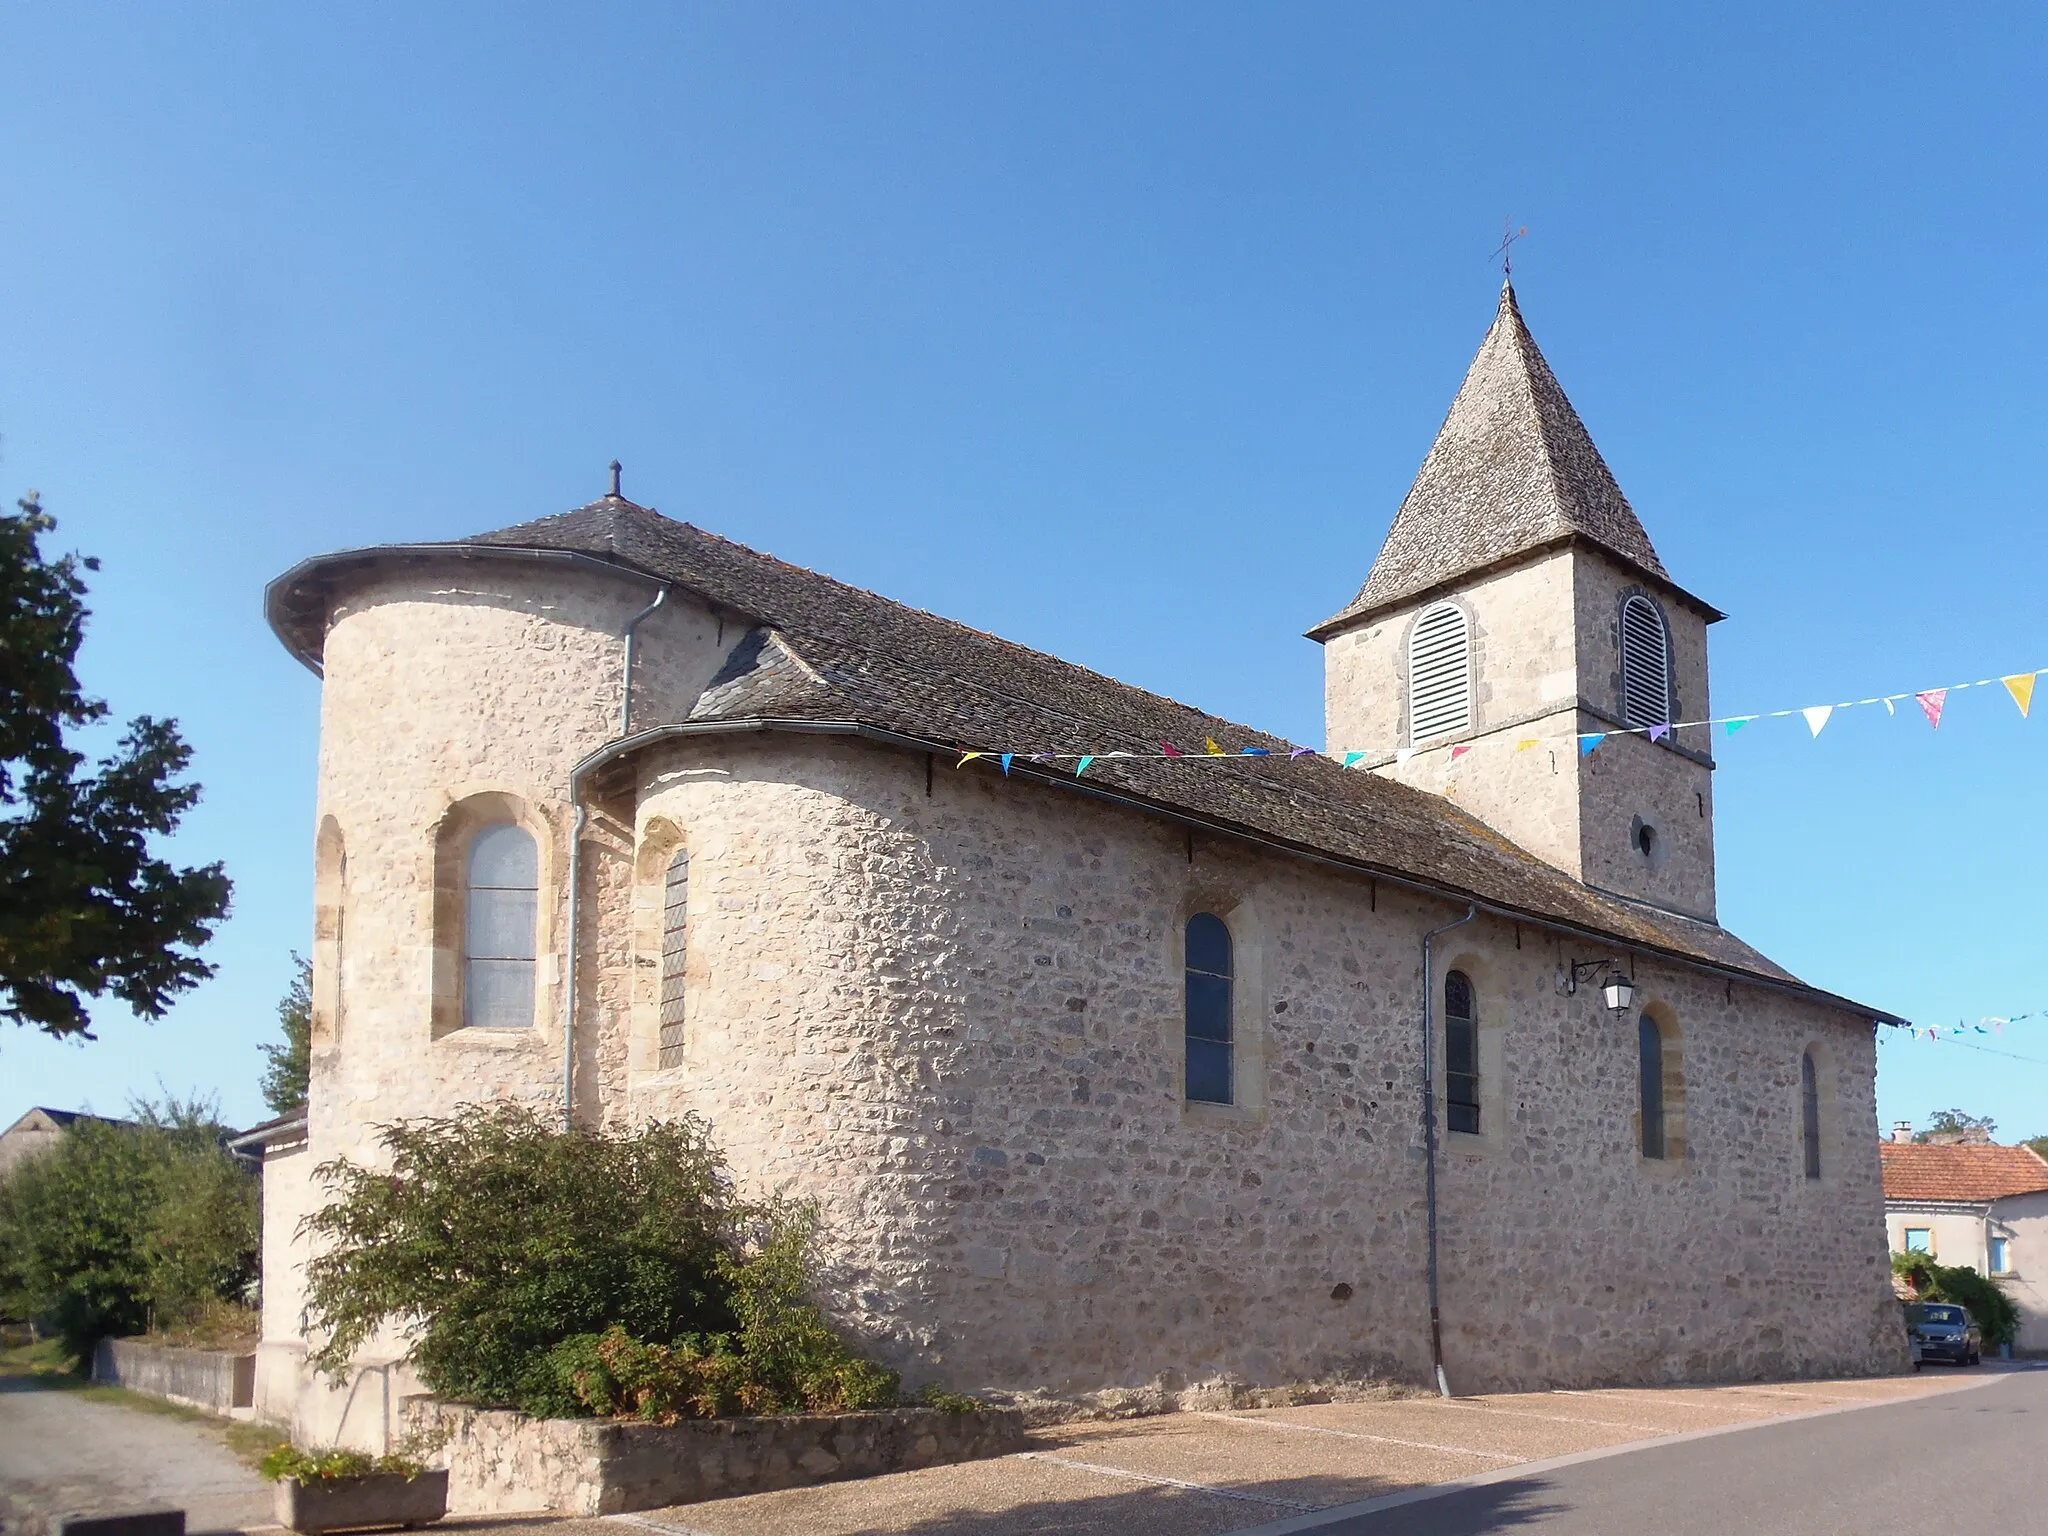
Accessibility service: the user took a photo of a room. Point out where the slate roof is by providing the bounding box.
[268,493,1894,1019]
[1314,283,1713,637]
[1881,1143,2048,1204]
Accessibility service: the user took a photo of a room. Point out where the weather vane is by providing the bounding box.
[1492,220,1528,278]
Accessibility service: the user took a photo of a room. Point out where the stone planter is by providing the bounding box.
[273,1471,449,1533]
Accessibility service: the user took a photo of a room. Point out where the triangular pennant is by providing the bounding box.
[1241,747,1271,756]
[1343,751,1366,767]
[2004,673,2037,717]
[1648,723,1671,744]
[1449,744,1472,760]
[957,751,983,767]
[1882,697,1897,716]
[1916,689,1947,730]
[1161,742,1183,757]
[1204,738,1225,756]
[1395,748,1417,766]
[1075,756,1093,777]
[1802,705,1834,737]
[1724,717,1754,736]
[1289,746,1316,759]
[1516,738,1540,752]
[1579,733,1606,756]
[1000,753,1014,775]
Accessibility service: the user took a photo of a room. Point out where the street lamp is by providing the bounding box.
[1564,958,1636,1014]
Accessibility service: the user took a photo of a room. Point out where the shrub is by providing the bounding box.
[302,1106,898,1418]
[259,1444,425,1482]
[1892,1251,2021,1346]
[0,1097,258,1359]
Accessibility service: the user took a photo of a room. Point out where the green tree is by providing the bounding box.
[1912,1108,1997,1142]
[259,954,313,1115]
[1893,1250,2021,1346]
[2026,1134,2048,1163]
[0,493,232,1039]
[0,1096,258,1359]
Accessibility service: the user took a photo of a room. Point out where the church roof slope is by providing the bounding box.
[1315,283,1711,637]
[1881,1142,2048,1204]
[268,495,1893,1020]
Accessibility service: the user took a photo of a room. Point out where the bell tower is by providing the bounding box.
[1311,283,1725,922]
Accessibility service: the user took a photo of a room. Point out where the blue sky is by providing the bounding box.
[2,3,2043,1137]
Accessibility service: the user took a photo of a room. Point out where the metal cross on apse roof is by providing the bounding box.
[1492,220,1529,278]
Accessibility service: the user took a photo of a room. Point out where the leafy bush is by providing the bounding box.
[1892,1251,2021,1346]
[537,1211,899,1422]
[0,1098,258,1359]
[259,1444,425,1482]
[302,1106,900,1418]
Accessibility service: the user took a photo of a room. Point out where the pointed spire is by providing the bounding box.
[1314,283,1676,634]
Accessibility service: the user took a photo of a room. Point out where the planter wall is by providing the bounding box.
[404,1399,1026,1515]
[93,1338,256,1414]
[275,1472,448,1534]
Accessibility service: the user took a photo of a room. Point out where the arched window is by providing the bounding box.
[656,848,690,1068]
[1800,1050,1822,1179]
[1409,602,1472,742]
[1639,1014,1666,1159]
[1620,595,1671,729]
[1444,970,1479,1134]
[1184,913,1234,1105]
[464,823,539,1028]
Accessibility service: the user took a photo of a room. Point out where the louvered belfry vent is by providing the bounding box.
[1409,602,1472,742]
[1620,595,1671,729]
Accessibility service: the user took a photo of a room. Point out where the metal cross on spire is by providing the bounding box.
[1491,220,1528,279]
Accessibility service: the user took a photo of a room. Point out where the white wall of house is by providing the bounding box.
[1886,1193,2048,1354]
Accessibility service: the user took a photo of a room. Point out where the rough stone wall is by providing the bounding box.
[607,733,1903,1397]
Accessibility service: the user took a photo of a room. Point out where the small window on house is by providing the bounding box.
[656,848,689,1069]
[1639,1014,1666,1159]
[1445,970,1479,1135]
[1800,1050,1822,1179]
[1990,1236,2011,1274]
[1409,602,1473,742]
[1620,595,1672,729]
[464,823,539,1028]
[1904,1227,1932,1254]
[1184,913,1234,1105]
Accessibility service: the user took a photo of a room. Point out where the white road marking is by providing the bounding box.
[607,1513,721,1536]
[1427,1398,1674,1433]
[1012,1451,1317,1511]
[1202,1411,1524,1462]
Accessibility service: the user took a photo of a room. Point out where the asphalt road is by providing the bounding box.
[1285,1366,2043,1536]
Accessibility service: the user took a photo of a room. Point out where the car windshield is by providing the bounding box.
[1916,1306,1966,1326]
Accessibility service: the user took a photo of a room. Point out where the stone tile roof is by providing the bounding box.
[453,498,1883,1007]
[1314,283,1700,637]
[1881,1142,2048,1204]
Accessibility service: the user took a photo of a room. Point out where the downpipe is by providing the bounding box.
[1421,904,1477,1398]
[565,584,670,1130]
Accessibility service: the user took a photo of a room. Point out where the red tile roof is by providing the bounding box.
[1881,1142,2048,1203]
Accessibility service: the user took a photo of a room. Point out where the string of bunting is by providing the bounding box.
[953,665,2045,777]
[1887,1010,2046,1043]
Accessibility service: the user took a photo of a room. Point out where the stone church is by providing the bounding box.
[255,283,1907,1446]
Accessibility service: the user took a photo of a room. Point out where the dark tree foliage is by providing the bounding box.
[0,1097,259,1359]
[260,954,313,1115]
[303,1106,750,1410]
[2027,1134,2048,1164]
[0,493,232,1039]
[1913,1108,1997,1142]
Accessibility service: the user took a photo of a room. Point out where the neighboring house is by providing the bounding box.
[257,281,1908,1451]
[0,1107,130,1181]
[1881,1127,2048,1354]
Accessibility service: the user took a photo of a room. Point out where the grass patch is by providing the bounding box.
[0,1336,79,1379]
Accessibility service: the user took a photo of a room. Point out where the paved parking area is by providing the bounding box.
[605,1369,1989,1536]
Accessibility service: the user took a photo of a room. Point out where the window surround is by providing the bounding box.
[1618,592,1674,730]
[1406,600,1475,745]
[1799,1043,1826,1183]
[629,816,693,1076]
[1903,1227,1933,1254]
[430,790,556,1042]
[1989,1233,2012,1275]
[1635,1002,1687,1168]
[1176,890,1268,1128]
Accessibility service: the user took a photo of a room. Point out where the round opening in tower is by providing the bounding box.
[1636,823,1656,857]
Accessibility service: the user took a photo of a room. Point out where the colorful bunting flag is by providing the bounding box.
[1289,746,1316,758]
[1075,756,1093,777]
[1916,689,1947,730]
[1395,748,1416,766]
[1343,751,1366,767]
[1205,738,1225,756]
[2005,673,2037,717]
[1000,753,1013,775]
[1579,733,1605,756]
[1648,724,1671,743]
[1802,705,1834,737]
[1242,747,1271,756]
[1161,742,1183,757]
[1450,744,1472,760]
[1516,738,1540,752]
[1725,717,1754,736]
